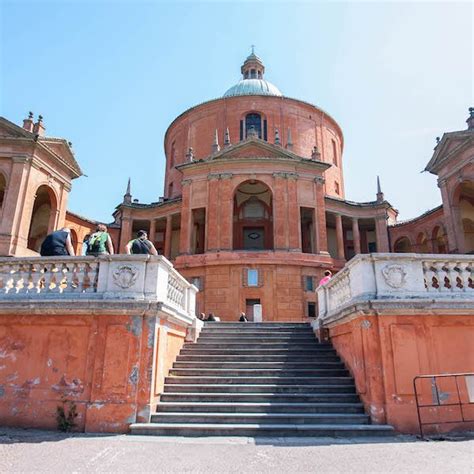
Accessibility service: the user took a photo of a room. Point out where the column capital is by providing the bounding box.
[181,179,192,186]
[273,172,299,180]
[314,176,325,185]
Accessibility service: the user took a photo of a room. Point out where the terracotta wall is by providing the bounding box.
[329,313,474,434]
[0,312,187,433]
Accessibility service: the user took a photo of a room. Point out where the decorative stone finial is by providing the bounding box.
[23,111,35,132]
[28,111,33,119]
[224,127,231,147]
[436,136,440,144]
[186,147,195,162]
[286,128,293,150]
[33,114,45,136]
[38,115,43,123]
[467,107,474,130]
[123,178,132,204]
[376,175,384,203]
[311,145,320,160]
[212,129,220,153]
[274,128,281,146]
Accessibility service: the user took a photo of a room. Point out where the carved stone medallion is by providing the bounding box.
[381,264,407,289]
[113,265,138,289]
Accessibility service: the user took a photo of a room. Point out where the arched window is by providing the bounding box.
[245,113,262,139]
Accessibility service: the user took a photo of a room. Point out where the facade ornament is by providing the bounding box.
[247,125,258,139]
[273,172,298,179]
[360,320,372,329]
[212,129,220,153]
[207,173,221,180]
[185,147,195,162]
[123,178,132,204]
[220,173,233,180]
[224,127,231,147]
[376,176,384,203]
[274,128,281,145]
[314,176,325,185]
[113,265,138,289]
[311,145,321,160]
[381,264,407,289]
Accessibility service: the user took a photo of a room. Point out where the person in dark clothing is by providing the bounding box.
[125,230,158,255]
[40,227,75,256]
[239,312,248,322]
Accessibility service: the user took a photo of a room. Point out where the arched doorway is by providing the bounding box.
[0,173,6,210]
[432,225,448,253]
[454,181,474,253]
[416,232,430,253]
[27,185,57,252]
[233,180,273,250]
[393,236,412,253]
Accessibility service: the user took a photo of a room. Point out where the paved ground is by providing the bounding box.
[0,428,473,473]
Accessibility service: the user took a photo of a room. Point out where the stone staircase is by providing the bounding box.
[131,322,394,437]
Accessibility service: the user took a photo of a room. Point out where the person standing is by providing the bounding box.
[40,227,75,256]
[318,270,332,286]
[86,224,114,256]
[125,230,158,255]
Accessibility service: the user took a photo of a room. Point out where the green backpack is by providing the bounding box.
[87,232,107,254]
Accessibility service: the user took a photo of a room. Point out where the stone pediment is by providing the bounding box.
[210,138,304,161]
[425,131,473,175]
[0,117,33,139]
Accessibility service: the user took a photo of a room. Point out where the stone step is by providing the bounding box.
[200,328,316,334]
[160,392,360,403]
[155,402,366,414]
[180,349,336,356]
[176,354,341,362]
[172,361,344,369]
[198,336,319,342]
[150,412,370,425]
[203,323,311,327]
[169,368,349,377]
[165,376,351,385]
[186,343,322,349]
[130,423,395,437]
[164,384,356,394]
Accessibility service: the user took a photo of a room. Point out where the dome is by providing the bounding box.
[223,78,283,98]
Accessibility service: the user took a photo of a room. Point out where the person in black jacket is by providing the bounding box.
[125,230,158,255]
[40,227,75,256]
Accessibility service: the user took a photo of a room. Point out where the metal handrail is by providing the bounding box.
[413,372,474,438]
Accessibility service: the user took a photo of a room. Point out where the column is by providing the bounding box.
[179,180,192,255]
[375,215,390,252]
[287,175,300,251]
[206,175,220,251]
[352,218,361,254]
[438,179,457,252]
[314,176,328,254]
[164,214,172,259]
[218,174,233,250]
[148,219,156,242]
[119,215,133,253]
[272,174,288,249]
[335,214,345,259]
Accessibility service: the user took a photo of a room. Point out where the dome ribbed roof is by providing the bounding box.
[223,78,282,98]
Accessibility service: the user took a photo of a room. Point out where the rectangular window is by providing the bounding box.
[332,139,338,166]
[240,120,244,141]
[247,269,259,287]
[189,276,203,290]
[305,276,314,292]
[263,120,268,141]
[307,302,316,318]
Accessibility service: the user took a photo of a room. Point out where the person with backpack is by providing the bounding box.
[125,230,158,255]
[86,224,114,256]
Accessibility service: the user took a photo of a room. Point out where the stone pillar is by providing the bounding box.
[273,174,288,250]
[287,174,300,251]
[119,213,133,253]
[375,215,390,252]
[218,174,233,250]
[206,174,220,251]
[335,214,345,259]
[149,219,156,242]
[314,176,328,254]
[179,180,192,255]
[164,214,172,259]
[352,218,361,254]
[452,205,466,253]
[439,179,457,252]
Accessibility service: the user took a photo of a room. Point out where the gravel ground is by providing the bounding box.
[0,428,473,473]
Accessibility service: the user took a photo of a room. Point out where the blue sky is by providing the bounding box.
[1,1,472,222]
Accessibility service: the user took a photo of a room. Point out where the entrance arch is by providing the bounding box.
[233,180,273,250]
[393,236,412,253]
[27,185,57,252]
[453,180,474,253]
